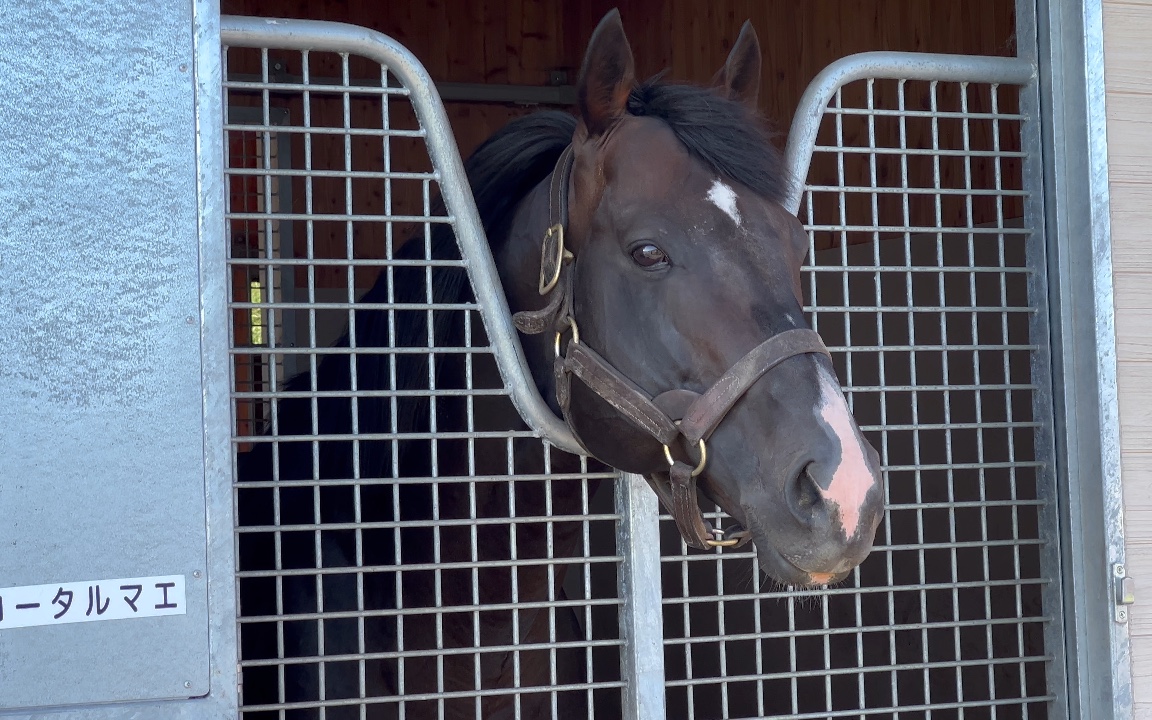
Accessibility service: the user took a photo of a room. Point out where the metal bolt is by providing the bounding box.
[186,316,195,325]
[192,570,202,579]
[179,64,188,72]
[1115,564,1126,577]
[1118,608,1128,622]
[184,681,192,689]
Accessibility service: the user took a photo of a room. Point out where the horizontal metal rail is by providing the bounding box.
[241,679,628,711]
[237,598,623,623]
[698,697,1057,720]
[234,471,619,489]
[664,655,1053,684]
[237,512,621,532]
[662,613,1052,642]
[238,637,624,665]
[660,577,1051,604]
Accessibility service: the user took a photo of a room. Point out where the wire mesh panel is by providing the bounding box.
[659,71,1061,718]
[222,40,623,720]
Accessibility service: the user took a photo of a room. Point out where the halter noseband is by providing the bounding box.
[512,145,832,550]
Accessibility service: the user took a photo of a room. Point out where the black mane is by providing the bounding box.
[627,76,789,202]
[460,110,578,249]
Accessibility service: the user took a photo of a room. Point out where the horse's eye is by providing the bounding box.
[630,243,668,268]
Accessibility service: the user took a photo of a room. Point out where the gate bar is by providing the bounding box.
[782,51,1037,215]
[1024,0,1134,717]
[616,474,667,720]
[1015,3,1073,718]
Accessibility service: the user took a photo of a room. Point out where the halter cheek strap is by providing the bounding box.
[512,145,832,550]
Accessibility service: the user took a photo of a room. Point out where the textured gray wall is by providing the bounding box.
[0,0,218,711]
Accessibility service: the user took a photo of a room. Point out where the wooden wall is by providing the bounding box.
[222,0,1017,291]
[1102,2,1152,716]
[223,0,1016,157]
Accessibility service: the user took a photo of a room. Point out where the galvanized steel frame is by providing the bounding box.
[1021,0,1134,718]
[217,14,584,459]
[197,2,242,719]
[775,6,1137,716]
[220,15,624,720]
[771,2,1134,714]
[775,25,1130,718]
[212,13,1110,720]
[136,6,1135,720]
[782,52,1037,216]
[687,46,1065,718]
[616,475,668,719]
[214,7,1124,718]
[617,27,1128,720]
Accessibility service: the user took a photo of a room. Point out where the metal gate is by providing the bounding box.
[222,18,622,720]
[654,54,1063,719]
[221,16,1064,720]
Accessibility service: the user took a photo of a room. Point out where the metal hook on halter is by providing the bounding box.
[554,317,580,358]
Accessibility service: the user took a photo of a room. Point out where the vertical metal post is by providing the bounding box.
[1027,0,1134,717]
[195,2,241,717]
[1015,2,1073,718]
[616,473,666,720]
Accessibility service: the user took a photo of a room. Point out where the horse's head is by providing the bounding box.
[529,10,884,587]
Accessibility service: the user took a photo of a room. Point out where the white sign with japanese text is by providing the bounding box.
[0,574,186,630]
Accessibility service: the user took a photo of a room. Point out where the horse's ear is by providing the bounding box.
[712,20,762,109]
[576,8,636,136]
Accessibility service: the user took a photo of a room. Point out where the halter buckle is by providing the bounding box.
[538,223,572,295]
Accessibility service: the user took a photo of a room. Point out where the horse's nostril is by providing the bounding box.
[793,463,822,514]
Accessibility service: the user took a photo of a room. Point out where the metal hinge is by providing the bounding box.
[1114,563,1135,623]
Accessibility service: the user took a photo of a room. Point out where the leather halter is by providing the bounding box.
[512,145,833,550]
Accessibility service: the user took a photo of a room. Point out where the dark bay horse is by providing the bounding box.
[236,9,884,719]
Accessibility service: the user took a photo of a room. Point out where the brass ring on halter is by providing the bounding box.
[705,528,740,548]
[663,438,707,477]
[553,317,580,358]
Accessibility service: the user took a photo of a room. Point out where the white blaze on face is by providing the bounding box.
[706,178,742,227]
[816,368,875,538]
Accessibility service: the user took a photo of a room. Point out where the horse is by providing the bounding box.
[235,9,885,720]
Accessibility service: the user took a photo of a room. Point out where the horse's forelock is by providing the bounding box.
[625,78,791,203]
